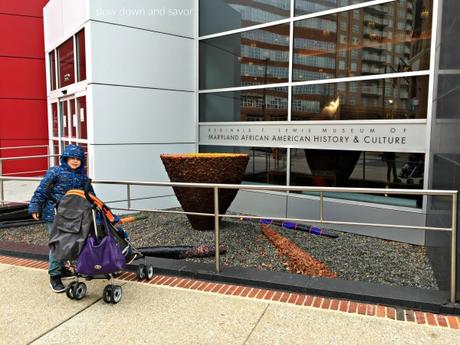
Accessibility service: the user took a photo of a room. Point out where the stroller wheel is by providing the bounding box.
[136,264,146,280]
[74,282,87,300]
[145,265,154,280]
[66,282,77,299]
[111,285,122,304]
[103,285,113,303]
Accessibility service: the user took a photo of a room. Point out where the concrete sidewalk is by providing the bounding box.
[1,260,459,345]
[1,180,38,204]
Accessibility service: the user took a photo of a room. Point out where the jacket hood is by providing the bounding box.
[61,145,86,173]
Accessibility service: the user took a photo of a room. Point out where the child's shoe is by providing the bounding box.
[49,276,66,293]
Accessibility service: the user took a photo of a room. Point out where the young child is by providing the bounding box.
[29,144,94,293]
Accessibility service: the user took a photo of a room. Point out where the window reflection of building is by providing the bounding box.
[240,24,290,90]
[200,0,290,36]
[199,0,433,205]
[292,76,428,120]
[295,0,375,16]
[239,23,291,121]
[290,150,424,206]
[199,23,290,90]
[292,0,432,121]
[200,20,290,121]
[241,87,288,121]
[200,145,287,185]
[199,87,288,122]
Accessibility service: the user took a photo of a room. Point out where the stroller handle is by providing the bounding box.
[84,179,93,205]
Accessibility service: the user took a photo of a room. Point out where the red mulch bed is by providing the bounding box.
[261,224,337,278]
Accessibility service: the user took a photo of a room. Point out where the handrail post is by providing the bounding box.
[0,160,4,206]
[451,192,458,304]
[320,191,324,224]
[214,187,220,273]
[127,184,131,210]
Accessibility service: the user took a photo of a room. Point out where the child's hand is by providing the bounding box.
[32,213,40,221]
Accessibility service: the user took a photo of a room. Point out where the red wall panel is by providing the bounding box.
[0,14,45,58]
[0,99,48,140]
[0,57,46,99]
[0,0,49,177]
[0,0,49,17]
[0,99,48,175]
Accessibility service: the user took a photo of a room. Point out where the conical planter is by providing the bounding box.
[160,153,249,230]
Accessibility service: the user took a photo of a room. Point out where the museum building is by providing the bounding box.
[0,0,458,291]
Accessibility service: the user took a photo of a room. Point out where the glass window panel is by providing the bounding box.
[290,149,424,207]
[77,143,89,174]
[291,75,428,121]
[70,99,76,139]
[58,37,75,87]
[60,139,69,152]
[200,24,290,90]
[76,29,86,81]
[77,96,87,139]
[295,0,374,16]
[200,145,287,185]
[60,100,68,137]
[439,0,457,69]
[49,50,56,90]
[51,103,58,137]
[436,74,460,120]
[200,0,290,36]
[293,0,433,82]
[52,140,60,166]
[200,87,288,122]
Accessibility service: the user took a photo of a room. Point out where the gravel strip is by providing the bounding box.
[276,225,438,290]
[0,210,438,290]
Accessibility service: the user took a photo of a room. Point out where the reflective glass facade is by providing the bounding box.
[200,145,288,185]
[200,87,289,122]
[293,1,432,82]
[292,75,428,120]
[295,0,375,16]
[200,0,291,36]
[58,37,75,87]
[290,149,424,206]
[49,50,56,90]
[200,23,290,89]
[199,0,433,206]
[76,29,86,81]
[50,29,86,90]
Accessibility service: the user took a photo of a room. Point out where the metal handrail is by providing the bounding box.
[0,175,457,303]
[1,170,48,176]
[0,154,59,200]
[0,151,50,201]
[0,145,48,151]
[0,154,59,162]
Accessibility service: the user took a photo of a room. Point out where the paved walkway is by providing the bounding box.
[1,180,38,204]
[1,256,459,345]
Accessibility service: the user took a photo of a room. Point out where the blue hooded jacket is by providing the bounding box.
[29,145,94,222]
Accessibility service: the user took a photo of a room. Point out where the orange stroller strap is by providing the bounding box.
[65,189,117,223]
